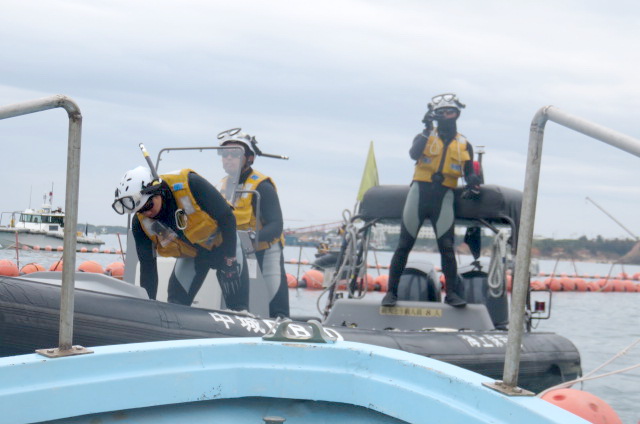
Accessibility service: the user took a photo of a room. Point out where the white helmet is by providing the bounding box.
[112,166,159,215]
[217,128,257,157]
[429,93,466,118]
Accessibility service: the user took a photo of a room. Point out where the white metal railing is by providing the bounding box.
[0,95,88,356]
[495,106,640,394]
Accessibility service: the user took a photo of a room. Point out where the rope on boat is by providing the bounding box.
[487,229,510,297]
[537,337,640,397]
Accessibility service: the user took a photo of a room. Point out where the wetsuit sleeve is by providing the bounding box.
[463,143,479,184]
[254,179,284,243]
[188,172,237,258]
[132,215,158,299]
[409,131,429,160]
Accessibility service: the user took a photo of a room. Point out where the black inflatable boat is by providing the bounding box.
[0,271,580,394]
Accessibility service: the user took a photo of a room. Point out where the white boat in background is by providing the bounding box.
[0,193,104,250]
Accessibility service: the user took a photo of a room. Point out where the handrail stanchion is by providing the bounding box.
[0,95,92,357]
[485,106,640,395]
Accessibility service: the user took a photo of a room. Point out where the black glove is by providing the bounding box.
[422,110,435,131]
[217,257,240,295]
[461,174,481,201]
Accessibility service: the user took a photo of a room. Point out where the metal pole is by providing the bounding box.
[0,95,88,356]
[497,106,640,392]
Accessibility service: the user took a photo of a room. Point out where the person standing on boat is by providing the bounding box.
[381,93,481,308]
[112,166,250,310]
[218,128,290,318]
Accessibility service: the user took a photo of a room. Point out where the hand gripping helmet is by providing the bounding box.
[217,128,257,157]
[428,93,466,119]
[112,166,160,215]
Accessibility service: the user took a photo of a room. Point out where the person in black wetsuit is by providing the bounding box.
[218,129,290,318]
[112,166,249,310]
[381,93,481,308]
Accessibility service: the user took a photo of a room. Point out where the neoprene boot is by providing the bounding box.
[381,291,398,307]
[444,280,467,307]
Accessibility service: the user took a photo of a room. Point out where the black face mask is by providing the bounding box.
[436,118,457,142]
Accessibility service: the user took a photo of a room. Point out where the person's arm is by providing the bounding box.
[409,132,429,160]
[463,143,480,185]
[254,179,283,243]
[132,215,158,299]
[188,172,237,258]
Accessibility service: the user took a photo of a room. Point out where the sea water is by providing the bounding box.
[1,238,638,423]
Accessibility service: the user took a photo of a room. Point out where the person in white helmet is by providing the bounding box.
[112,166,249,310]
[218,128,290,318]
[382,93,481,308]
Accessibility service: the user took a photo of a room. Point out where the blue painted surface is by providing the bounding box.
[0,338,589,424]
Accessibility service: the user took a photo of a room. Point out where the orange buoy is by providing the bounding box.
[560,277,576,291]
[541,388,621,424]
[286,273,297,288]
[103,248,111,254]
[530,280,546,291]
[104,261,125,279]
[33,245,40,251]
[301,269,324,290]
[623,280,636,292]
[92,247,100,253]
[374,274,388,292]
[547,278,562,291]
[616,272,629,280]
[359,274,375,291]
[78,260,104,274]
[573,278,587,292]
[587,281,600,292]
[20,262,45,275]
[21,245,30,251]
[80,247,88,253]
[49,260,63,271]
[0,259,19,276]
[56,246,63,252]
[610,279,625,292]
[44,245,52,251]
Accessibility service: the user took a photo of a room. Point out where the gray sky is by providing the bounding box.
[1,0,639,239]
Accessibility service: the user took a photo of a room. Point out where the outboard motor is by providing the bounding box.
[397,261,442,302]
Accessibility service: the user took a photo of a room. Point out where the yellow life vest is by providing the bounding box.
[138,169,223,258]
[412,130,471,188]
[221,169,284,252]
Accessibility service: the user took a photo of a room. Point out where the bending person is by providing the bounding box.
[218,128,290,318]
[382,93,481,308]
[112,166,249,311]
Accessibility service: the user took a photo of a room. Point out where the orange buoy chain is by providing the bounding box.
[0,259,125,281]
[283,269,640,293]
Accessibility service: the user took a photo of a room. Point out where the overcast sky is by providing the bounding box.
[1,0,639,239]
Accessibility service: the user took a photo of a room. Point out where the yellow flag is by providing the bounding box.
[356,141,379,201]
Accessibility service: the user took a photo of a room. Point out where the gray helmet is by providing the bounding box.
[217,128,256,157]
[429,93,466,119]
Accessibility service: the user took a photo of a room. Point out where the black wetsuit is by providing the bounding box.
[387,124,475,302]
[240,167,290,318]
[132,172,249,310]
